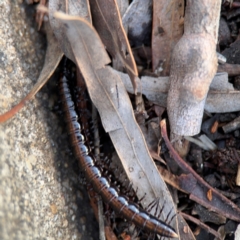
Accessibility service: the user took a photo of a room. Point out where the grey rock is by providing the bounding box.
[0,1,98,239]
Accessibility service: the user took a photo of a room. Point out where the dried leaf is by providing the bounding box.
[136,114,166,165]
[25,21,63,98]
[152,0,184,75]
[193,205,226,225]
[54,12,178,233]
[122,0,152,46]
[89,0,138,93]
[115,0,129,17]
[235,224,240,240]
[236,164,240,186]
[49,0,91,62]
[176,214,196,240]
[105,226,118,240]
[157,165,188,192]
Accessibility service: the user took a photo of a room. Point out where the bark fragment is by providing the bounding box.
[152,0,184,75]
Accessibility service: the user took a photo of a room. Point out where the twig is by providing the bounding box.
[167,0,221,136]
[160,119,240,222]
[218,63,240,76]
[98,196,106,240]
[222,116,240,133]
[180,212,222,239]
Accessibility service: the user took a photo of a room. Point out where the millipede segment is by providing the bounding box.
[59,75,178,239]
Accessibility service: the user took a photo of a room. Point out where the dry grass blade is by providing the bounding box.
[53,12,178,234]
[89,0,138,93]
[0,21,63,123]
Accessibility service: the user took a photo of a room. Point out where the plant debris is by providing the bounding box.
[1,0,240,239]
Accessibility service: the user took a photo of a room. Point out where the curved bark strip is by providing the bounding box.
[167,0,221,136]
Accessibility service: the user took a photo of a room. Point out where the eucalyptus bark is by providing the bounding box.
[167,0,221,136]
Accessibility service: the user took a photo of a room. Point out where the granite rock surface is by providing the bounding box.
[0,1,98,239]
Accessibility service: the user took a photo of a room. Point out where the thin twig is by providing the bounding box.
[160,119,240,222]
[180,212,222,239]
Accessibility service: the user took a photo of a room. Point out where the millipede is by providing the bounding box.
[59,62,178,239]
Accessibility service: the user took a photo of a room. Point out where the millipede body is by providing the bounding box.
[59,73,178,238]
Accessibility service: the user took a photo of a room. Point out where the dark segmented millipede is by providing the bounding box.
[59,74,178,239]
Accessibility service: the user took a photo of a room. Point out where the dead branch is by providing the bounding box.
[167,0,221,136]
